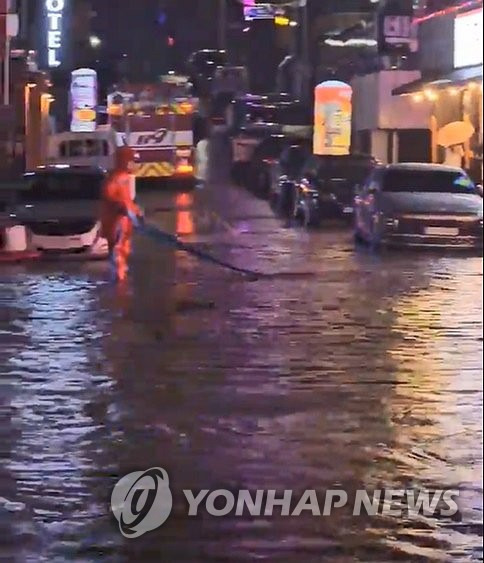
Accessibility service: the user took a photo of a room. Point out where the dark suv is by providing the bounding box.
[293,154,378,227]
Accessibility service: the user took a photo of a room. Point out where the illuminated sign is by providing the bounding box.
[454,8,482,69]
[383,15,412,44]
[46,0,64,67]
[70,69,97,132]
[244,4,275,21]
[274,16,290,26]
[313,81,352,156]
[74,108,96,122]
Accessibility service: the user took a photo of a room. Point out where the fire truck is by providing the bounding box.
[107,75,198,184]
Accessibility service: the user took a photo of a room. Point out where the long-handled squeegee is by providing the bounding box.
[137,222,261,281]
[137,222,317,281]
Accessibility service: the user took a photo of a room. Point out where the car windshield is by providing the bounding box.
[316,157,375,182]
[382,169,477,194]
[248,104,310,126]
[260,139,285,158]
[22,173,104,202]
[193,52,226,72]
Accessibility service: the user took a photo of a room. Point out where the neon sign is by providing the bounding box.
[46,0,64,67]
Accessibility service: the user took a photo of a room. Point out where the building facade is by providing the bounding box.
[393,0,482,182]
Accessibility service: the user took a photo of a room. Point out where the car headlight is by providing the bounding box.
[300,185,318,196]
[384,217,399,229]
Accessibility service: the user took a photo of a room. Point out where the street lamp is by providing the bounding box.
[89,35,102,48]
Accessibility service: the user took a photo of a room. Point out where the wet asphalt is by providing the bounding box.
[0,136,482,562]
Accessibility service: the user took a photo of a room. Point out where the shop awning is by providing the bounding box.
[392,64,482,95]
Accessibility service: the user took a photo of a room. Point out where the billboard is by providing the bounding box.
[313,81,352,156]
[454,8,482,68]
[70,69,97,132]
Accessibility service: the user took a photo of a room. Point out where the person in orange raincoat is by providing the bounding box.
[100,146,143,282]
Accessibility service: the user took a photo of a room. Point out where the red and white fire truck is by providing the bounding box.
[107,75,198,183]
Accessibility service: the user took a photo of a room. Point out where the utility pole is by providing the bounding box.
[3,34,9,105]
[1,0,9,106]
[218,0,227,51]
[2,0,17,106]
[297,0,310,102]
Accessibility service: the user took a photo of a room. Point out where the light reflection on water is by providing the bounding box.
[0,208,482,562]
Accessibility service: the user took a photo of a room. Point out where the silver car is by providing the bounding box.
[354,163,483,248]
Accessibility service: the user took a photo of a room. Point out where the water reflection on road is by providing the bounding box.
[0,180,482,562]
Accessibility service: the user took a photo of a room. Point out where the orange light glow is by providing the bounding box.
[424,89,438,101]
[176,193,193,207]
[74,108,96,122]
[176,164,194,175]
[178,102,193,114]
[176,211,194,235]
[108,104,123,116]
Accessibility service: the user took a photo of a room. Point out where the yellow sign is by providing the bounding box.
[75,108,96,122]
[275,16,290,26]
[313,81,352,156]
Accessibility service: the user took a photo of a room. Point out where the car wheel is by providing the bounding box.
[231,162,245,185]
[293,196,304,225]
[353,225,366,245]
[303,204,321,229]
[257,171,270,199]
[269,191,278,211]
[369,219,383,251]
[279,184,294,218]
[225,105,235,131]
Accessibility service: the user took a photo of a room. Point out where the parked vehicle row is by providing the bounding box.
[279,153,378,227]
[229,96,312,185]
[234,126,483,249]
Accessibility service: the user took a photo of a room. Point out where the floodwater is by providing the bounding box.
[0,143,482,562]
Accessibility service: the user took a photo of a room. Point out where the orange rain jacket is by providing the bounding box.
[100,146,141,245]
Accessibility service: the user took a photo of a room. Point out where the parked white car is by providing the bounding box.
[12,165,109,259]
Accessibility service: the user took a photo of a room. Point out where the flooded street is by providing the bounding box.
[0,141,482,562]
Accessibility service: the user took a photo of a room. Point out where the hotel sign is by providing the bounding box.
[46,0,65,67]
